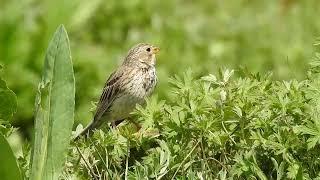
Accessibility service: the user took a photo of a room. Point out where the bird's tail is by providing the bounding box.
[73,120,101,141]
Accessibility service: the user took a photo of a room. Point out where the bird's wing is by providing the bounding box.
[93,69,124,122]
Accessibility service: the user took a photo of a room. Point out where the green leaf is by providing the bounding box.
[201,74,217,83]
[0,134,22,180]
[294,117,320,149]
[0,78,17,121]
[223,69,234,83]
[277,161,285,180]
[30,25,75,180]
[287,163,300,179]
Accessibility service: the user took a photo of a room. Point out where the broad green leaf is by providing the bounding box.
[0,134,22,180]
[0,78,17,121]
[30,25,75,180]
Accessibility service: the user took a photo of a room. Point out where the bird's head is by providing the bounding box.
[123,43,160,67]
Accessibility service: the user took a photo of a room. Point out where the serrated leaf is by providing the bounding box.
[277,162,285,180]
[223,69,234,83]
[287,163,300,179]
[233,106,242,118]
[201,74,217,83]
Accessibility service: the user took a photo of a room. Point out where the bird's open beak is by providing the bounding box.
[152,47,160,54]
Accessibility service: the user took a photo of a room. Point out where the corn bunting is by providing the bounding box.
[75,43,160,139]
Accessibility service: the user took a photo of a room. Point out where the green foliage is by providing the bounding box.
[1,0,320,128]
[1,1,320,179]
[0,76,17,121]
[30,25,75,180]
[0,73,21,180]
[66,57,320,179]
[0,134,22,180]
[0,74,17,136]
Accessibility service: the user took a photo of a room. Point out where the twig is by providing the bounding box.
[171,141,200,180]
[90,138,108,170]
[94,162,101,179]
[200,137,211,173]
[76,145,98,180]
[193,157,228,170]
[125,141,130,180]
[222,121,236,144]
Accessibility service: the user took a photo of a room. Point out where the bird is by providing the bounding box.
[75,43,160,139]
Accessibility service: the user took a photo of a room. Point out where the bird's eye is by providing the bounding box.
[146,47,151,52]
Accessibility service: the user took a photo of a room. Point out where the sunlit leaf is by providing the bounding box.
[0,78,17,121]
[0,134,22,180]
[30,25,75,180]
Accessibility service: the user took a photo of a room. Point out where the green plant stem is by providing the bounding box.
[76,146,98,180]
[171,141,200,180]
[125,141,130,180]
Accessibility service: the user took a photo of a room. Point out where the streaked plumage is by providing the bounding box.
[75,43,159,139]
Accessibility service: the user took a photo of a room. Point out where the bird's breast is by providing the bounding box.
[126,67,157,98]
[109,68,157,120]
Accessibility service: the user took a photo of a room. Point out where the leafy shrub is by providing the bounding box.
[67,53,320,179]
[2,0,320,130]
[1,24,320,179]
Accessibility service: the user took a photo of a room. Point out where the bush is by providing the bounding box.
[66,54,320,179]
[1,24,320,179]
[2,0,320,131]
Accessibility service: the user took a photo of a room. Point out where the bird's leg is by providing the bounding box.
[127,118,141,131]
[111,119,125,128]
[111,121,116,128]
[132,121,142,131]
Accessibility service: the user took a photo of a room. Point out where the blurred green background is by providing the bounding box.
[1,0,319,139]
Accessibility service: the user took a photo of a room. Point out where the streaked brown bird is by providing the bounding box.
[75,43,160,139]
